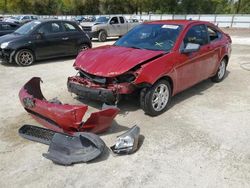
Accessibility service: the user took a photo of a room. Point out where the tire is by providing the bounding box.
[140,79,172,116]
[77,43,90,54]
[211,59,227,83]
[15,49,35,66]
[98,30,107,42]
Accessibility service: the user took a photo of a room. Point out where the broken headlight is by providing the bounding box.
[111,125,140,154]
[115,73,136,83]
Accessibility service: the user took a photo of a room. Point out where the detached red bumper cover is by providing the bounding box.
[19,77,119,134]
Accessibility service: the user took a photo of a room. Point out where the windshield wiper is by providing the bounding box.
[126,46,144,50]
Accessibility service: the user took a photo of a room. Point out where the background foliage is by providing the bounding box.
[0,0,249,15]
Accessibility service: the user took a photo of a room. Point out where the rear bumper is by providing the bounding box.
[67,76,135,104]
[19,77,119,134]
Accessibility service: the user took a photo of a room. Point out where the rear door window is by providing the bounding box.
[207,26,221,42]
[119,17,125,24]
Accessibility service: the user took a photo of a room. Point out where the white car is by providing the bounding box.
[4,15,39,25]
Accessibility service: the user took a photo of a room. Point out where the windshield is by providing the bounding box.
[96,16,110,23]
[115,24,182,51]
[14,21,41,35]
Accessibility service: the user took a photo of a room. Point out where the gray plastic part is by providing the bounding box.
[43,132,105,165]
[18,124,106,165]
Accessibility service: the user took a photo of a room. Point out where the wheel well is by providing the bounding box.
[16,48,35,57]
[159,76,174,95]
[99,29,107,35]
[222,55,229,66]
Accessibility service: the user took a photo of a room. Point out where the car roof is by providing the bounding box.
[36,19,76,23]
[145,20,211,26]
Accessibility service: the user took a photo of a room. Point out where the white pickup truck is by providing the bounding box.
[81,16,140,42]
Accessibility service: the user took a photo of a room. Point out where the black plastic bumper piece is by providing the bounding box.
[19,124,56,145]
[67,81,117,104]
[43,132,105,165]
[19,125,106,165]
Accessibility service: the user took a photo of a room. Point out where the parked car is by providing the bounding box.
[73,16,87,24]
[0,22,19,36]
[81,16,140,41]
[4,15,39,25]
[68,20,232,116]
[128,19,139,23]
[0,20,91,66]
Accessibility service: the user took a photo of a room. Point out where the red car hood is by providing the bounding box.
[74,45,164,77]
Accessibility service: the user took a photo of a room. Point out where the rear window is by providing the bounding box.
[207,26,221,42]
[119,17,125,24]
[63,22,78,32]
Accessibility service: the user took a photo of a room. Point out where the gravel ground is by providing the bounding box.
[0,29,250,188]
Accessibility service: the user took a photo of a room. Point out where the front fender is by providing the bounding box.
[134,53,175,85]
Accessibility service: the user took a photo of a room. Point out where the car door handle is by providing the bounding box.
[62,37,69,40]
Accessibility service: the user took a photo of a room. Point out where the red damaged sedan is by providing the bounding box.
[68,20,232,116]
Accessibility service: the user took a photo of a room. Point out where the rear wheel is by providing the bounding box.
[98,30,107,42]
[140,80,172,116]
[15,49,35,66]
[211,59,227,82]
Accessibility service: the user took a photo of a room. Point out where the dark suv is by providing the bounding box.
[0,20,91,66]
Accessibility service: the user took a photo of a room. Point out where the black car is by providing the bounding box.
[0,22,19,36]
[0,20,91,66]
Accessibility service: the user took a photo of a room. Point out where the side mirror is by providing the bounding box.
[181,43,200,53]
[110,20,115,25]
[36,32,44,39]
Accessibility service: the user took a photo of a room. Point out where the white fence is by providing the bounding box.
[2,14,250,28]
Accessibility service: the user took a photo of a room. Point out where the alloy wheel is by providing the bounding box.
[17,50,34,66]
[151,84,170,112]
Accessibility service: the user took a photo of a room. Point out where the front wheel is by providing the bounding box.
[98,31,107,42]
[211,59,227,82]
[140,80,172,116]
[15,49,35,66]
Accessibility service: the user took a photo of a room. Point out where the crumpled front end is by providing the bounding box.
[19,77,119,134]
[67,72,136,104]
